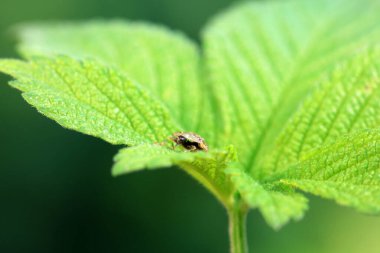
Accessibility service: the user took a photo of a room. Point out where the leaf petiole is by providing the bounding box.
[228,194,249,253]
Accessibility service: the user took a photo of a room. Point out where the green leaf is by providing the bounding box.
[16,21,206,134]
[277,130,380,214]
[113,144,238,204]
[0,56,179,145]
[112,144,181,175]
[202,0,380,226]
[203,0,380,171]
[9,20,238,210]
[0,53,237,207]
[2,0,380,230]
[261,47,380,178]
[226,167,308,229]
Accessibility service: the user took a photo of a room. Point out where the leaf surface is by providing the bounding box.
[261,48,380,178]
[16,21,205,133]
[0,56,179,145]
[203,0,380,172]
[277,130,380,213]
[202,0,380,224]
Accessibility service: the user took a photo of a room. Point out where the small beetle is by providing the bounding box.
[170,132,208,152]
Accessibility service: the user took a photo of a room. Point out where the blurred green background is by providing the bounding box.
[1,0,380,252]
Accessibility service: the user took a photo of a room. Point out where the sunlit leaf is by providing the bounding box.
[1,0,380,229]
[0,56,179,145]
[16,21,206,134]
[277,130,380,214]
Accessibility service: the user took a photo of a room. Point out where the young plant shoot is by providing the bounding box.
[1,0,380,252]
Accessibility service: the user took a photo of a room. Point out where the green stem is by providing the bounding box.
[228,198,248,253]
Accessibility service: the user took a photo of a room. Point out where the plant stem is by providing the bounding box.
[228,197,248,253]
